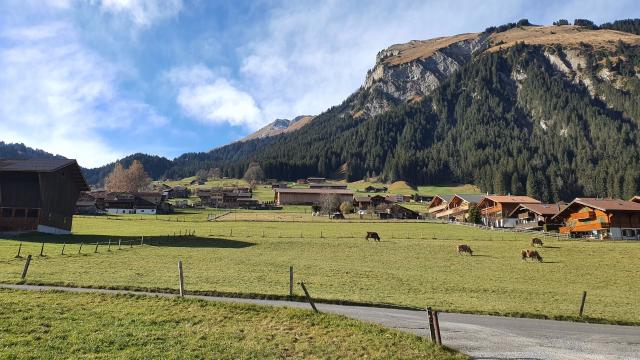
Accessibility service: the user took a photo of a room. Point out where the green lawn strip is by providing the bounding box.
[0,289,465,359]
[0,216,638,324]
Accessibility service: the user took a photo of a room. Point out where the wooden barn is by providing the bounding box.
[553,198,640,240]
[0,159,89,234]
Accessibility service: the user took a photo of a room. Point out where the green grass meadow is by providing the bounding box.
[0,289,464,359]
[0,211,639,324]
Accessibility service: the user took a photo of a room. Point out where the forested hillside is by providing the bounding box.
[164,22,640,202]
[0,142,64,160]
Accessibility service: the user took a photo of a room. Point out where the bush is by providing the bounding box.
[553,19,569,26]
[339,201,353,215]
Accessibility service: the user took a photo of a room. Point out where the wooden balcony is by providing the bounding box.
[569,211,596,220]
[428,203,448,213]
[560,222,610,233]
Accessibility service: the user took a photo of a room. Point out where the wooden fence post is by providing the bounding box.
[299,281,318,312]
[426,307,436,342]
[61,243,66,255]
[118,239,122,250]
[433,310,442,345]
[94,242,99,253]
[39,242,45,257]
[289,266,294,297]
[130,240,133,248]
[21,255,32,279]
[78,243,83,254]
[141,236,144,246]
[579,291,587,317]
[15,243,22,258]
[107,240,111,251]
[178,260,185,297]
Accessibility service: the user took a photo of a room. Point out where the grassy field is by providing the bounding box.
[1,211,639,324]
[0,289,464,359]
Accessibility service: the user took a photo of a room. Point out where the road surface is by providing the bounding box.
[1,284,638,359]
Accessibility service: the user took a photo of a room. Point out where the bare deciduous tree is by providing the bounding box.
[104,160,151,193]
[320,194,341,214]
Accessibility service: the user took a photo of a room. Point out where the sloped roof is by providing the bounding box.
[0,158,89,191]
[427,194,454,208]
[482,195,541,204]
[454,194,486,204]
[553,198,640,220]
[508,203,566,217]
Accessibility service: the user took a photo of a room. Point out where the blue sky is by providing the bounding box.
[1,0,639,168]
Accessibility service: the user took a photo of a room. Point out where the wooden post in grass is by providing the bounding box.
[426,307,436,342]
[130,240,133,248]
[320,231,323,238]
[39,242,45,257]
[61,243,65,255]
[230,229,233,237]
[78,243,83,254]
[118,239,122,250]
[178,260,185,297]
[94,242,99,253]
[289,266,294,297]
[299,281,318,313]
[141,236,144,246]
[21,254,32,279]
[433,311,442,345]
[579,291,587,317]
[15,243,22,258]
[107,240,111,251]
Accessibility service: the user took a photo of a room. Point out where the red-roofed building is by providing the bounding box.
[508,203,566,230]
[553,198,640,239]
[477,195,541,227]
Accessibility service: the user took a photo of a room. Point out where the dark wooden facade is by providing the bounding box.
[0,159,89,233]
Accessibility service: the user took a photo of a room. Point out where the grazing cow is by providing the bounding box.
[531,238,544,247]
[365,232,381,242]
[521,249,543,262]
[457,244,473,256]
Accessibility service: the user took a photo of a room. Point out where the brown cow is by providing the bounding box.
[457,244,473,255]
[365,232,381,241]
[531,238,544,247]
[521,249,543,262]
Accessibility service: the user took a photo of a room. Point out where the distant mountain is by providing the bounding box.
[0,142,65,160]
[241,115,315,141]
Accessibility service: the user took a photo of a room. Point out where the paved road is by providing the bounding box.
[1,284,638,360]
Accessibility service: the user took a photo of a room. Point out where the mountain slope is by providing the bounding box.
[241,115,315,141]
[0,142,65,160]
[164,22,640,201]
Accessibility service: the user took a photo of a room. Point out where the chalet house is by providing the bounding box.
[508,203,566,230]
[378,204,420,220]
[553,198,640,240]
[198,187,255,208]
[353,195,387,209]
[630,196,640,203]
[75,192,102,215]
[427,194,454,218]
[104,193,158,215]
[309,182,348,190]
[477,195,541,227]
[307,177,326,183]
[274,188,354,205]
[434,194,485,221]
[0,159,89,234]
[169,186,189,199]
[364,185,388,193]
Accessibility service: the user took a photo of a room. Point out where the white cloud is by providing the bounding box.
[0,21,167,167]
[98,0,183,27]
[167,65,264,129]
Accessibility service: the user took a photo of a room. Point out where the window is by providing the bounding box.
[26,209,39,218]
[14,209,26,218]
[622,229,636,237]
[1,208,12,218]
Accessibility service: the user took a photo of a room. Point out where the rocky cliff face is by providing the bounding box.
[241,115,315,141]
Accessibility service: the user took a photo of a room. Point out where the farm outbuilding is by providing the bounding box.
[0,159,89,234]
[274,188,354,205]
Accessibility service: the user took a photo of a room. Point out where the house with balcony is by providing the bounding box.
[508,203,566,230]
[434,194,486,221]
[477,195,541,227]
[553,198,640,240]
[427,194,454,218]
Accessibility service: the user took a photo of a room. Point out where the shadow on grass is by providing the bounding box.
[11,233,255,249]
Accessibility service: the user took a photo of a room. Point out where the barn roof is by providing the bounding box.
[0,158,89,191]
[453,194,486,203]
[274,188,354,195]
[480,195,541,204]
